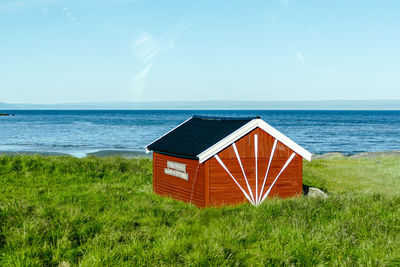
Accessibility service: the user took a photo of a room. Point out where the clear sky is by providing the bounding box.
[1,0,399,104]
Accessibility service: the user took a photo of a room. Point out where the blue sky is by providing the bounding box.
[0,0,399,104]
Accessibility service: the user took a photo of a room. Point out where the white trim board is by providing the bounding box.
[197,119,312,163]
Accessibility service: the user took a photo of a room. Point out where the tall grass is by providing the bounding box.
[304,156,400,194]
[1,155,400,266]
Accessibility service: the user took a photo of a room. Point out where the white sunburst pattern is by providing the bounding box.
[214,134,296,206]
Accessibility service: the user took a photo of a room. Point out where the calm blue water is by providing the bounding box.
[0,110,399,157]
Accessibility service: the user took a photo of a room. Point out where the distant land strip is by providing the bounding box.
[1,100,400,110]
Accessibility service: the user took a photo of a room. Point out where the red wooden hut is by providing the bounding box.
[145,116,311,207]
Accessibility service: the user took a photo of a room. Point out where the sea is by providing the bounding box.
[0,110,399,157]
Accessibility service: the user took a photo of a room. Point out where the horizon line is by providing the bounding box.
[2,99,400,105]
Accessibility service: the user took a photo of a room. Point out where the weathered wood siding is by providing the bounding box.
[208,127,302,206]
[153,152,205,207]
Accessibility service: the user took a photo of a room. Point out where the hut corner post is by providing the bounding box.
[204,161,210,206]
[152,153,156,193]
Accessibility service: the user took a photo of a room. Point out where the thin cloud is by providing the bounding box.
[296,52,305,64]
[0,0,139,13]
[280,0,290,7]
[62,7,79,25]
[0,0,62,12]
[130,33,160,64]
[159,19,193,53]
[128,19,193,100]
[129,64,152,101]
[130,19,193,64]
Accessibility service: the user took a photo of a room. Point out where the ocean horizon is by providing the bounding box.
[1,109,399,157]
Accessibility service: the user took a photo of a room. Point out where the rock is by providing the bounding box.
[312,152,346,160]
[349,151,400,159]
[312,151,400,160]
[306,187,328,198]
[0,113,11,116]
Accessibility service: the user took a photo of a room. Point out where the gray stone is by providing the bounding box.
[349,151,400,159]
[312,152,346,160]
[307,187,328,198]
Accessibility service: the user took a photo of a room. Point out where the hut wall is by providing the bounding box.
[208,127,303,206]
[153,152,205,207]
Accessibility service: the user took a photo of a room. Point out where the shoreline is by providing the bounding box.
[0,149,152,158]
[312,151,400,159]
[0,150,399,159]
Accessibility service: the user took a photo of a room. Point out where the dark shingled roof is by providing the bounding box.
[146,115,258,159]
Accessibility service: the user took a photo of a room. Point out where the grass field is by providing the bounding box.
[1,155,400,266]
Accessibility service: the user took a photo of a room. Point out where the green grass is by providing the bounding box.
[0,155,400,266]
[304,156,400,194]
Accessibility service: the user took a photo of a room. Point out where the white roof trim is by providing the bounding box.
[197,119,312,163]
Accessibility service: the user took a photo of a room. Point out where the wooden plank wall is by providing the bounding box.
[209,127,303,206]
[153,152,205,207]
